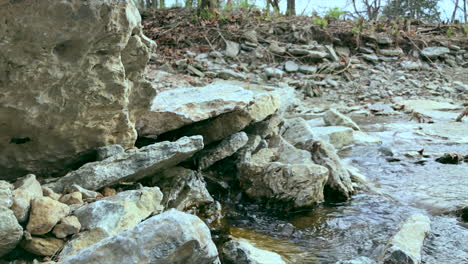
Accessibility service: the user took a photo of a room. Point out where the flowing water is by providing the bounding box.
[225,114,468,264]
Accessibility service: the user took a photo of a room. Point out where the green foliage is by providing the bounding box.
[199,7,217,19]
[352,18,365,35]
[463,26,468,36]
[447,26,454,37]
[325,7,345,20]
[383,0,440,22]
[313,16,328,27]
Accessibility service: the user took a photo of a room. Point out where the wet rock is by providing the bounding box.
[296,140,354,201]
[11,174,43,223]
[324,109,361,131]
[222,237,286,264]
[46,136,204,192]
[152,167,213,211]
[0,0,155,179]
[52,216,81,239]
[26,197,70,235]
[421,47,450,58]
[195,132,249,170]
[137,83,255,136]
[435,153,464,164]
[60,209,219,264]
[382,213,431,264]
[238,140,328,209]
[0,181,13,208]
[353,131,382,145]
[311,126,354,149]
[59,192,83,205]
[265,68,285,79]
[284,61,299,72]
[96,144,125,161]
[336,256,376,264]
[225,40,241,58]
[60,187,163,256]
[0,206,23,257]
[21,237,65,257]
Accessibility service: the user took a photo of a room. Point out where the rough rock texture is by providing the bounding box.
[282,118,315,146]
[137,84,256,136]
[0,0,156,180]
[59,192,84,205]
[0,181,13,208]
[96,144,125,161]
[421,47,450,58]
[11,174,43,223]
[66,184,102,201]
[46,136,204,192]
[27,197,70,235]
[21,237,65,257]
[42,186,61,201]
[52,216,81,238]
[60,187,163,257]
[0,206,23,257]
[152,167,214,211]
[311,126,354,149]
[336,257,377,264]
[296,140,354,201]
[238,138,328,209]
[60,209,219,264]
[222,238,286,264]
[194,132,249,170]
[382,214,431,264]
[324,109,361,131]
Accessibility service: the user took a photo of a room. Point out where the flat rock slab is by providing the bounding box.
[311,126,354,149]
[60,209,219,264]
[137,83,256,136]
[398,99,463,121]
[46,136,204,192]
[382,214,431,264]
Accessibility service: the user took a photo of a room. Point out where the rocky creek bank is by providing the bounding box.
[1,1,468,264]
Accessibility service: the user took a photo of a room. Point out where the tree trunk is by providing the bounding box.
[286,0,296,15]
[159,0,165,8]
[152,0,158,8]
[464,0,467,22]
[451,0,459,22]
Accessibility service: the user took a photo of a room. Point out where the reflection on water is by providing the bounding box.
[227,115,468,263]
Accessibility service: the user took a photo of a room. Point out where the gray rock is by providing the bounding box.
[96,145,125,161]
[60,209,219,264]
[265,68,285,79]
[52,215,81,238]
[0,181,13,208]
[284,61,299,72]
[380,48,403,57]
[225,40,241,58]
[46,136,204,192]
[242,30,258,44]
[61,187,164,257]
[324,109,361,131]
[282,118,315,147]
[0,206,23,257]
[269,42,286,55]
[195,132,249,170]
[244,115,284,139]
[400,61,421,70]
[11,174,43,223]
[382,214,431,264]
[152,167,213,211]
[217,69,247,80]
[65,184,102,200]
[187,65,205,77]
[311,126,354,149]
[299,65,317,74]
[325,45,340,61]
[222,237,286,264]
[360,47,375,54]
[362,54,379,62]
[421,47,450,58]
[0,0,155,179]
[238,139,328,209]
[137,83,256,136]
[336,256,377,264]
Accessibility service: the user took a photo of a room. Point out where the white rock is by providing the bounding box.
[353,131,382,145]
[311,126,354,149]
[0,181,13,208]
[11,174,43,223]
[60,210,219,264]
[382,214,431,264]
[284,61,299,72]
[421,47,450,58]
[324,109,361,131]
[222,237,286,264]
[0,206,23,257]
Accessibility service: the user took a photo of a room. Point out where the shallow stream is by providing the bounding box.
[225,114,468,264]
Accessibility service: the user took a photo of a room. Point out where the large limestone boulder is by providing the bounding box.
[0,206,23,257]
[46,136,204,192]
[60,209,219,264]
[60,187,163,257]
[137,83,256,136]
[0,0,155,180]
